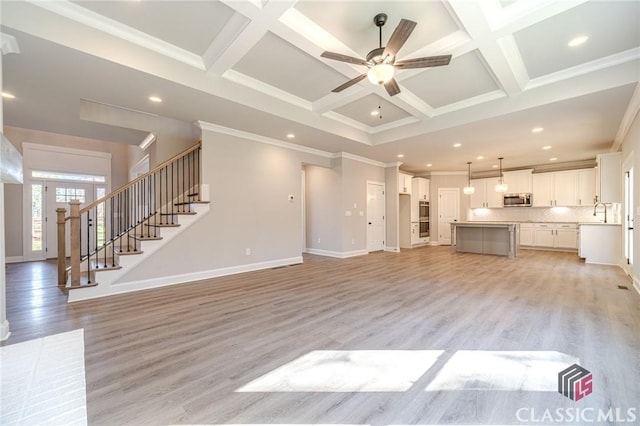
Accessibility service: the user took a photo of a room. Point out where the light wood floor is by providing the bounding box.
[3,247,639,425]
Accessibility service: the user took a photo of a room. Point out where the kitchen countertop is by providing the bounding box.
[578,222,622,226]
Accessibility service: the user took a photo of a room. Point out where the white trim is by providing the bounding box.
[384,246,400,253]
[386,162,403,168]
[22,142,112,160]
[223,69,312,111]
[429,171,468,176]
[612,83,640,152]
[0,320,10,342]
[28,0,205,70]
[633,275,640,296]
[428,241,440,246]
[334,152,386,168]
[304,248,367,258]
[5,256,24,264]
[196,120,334,158]
[73,257,304,302]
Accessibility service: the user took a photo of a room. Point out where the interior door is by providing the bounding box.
[367,182,385,252]
[44,181,95,259]
[438,188,460,245]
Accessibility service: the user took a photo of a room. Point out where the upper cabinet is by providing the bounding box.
[470,178,503,208]
[532,168,596,207]
[398,172,413,194]
[502,170,532,194]
[596,152,622,204]
[414,177,429,201]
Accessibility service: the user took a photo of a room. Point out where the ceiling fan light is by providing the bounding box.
[367,63,394,85]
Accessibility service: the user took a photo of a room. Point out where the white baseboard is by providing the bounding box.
[305,248,368,258]
[428,241,439,246]
[110,256,304,296]
[5,256,24,263]
[384,246,400,253]
[0,319,10,342]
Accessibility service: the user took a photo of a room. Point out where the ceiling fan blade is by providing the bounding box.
[331,73,368,93]
[382,19,417,58]
[321,51,368,66]
[394,54,452,69]
[384,78,400,97]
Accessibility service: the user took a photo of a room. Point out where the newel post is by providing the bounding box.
[69,200,81,287]
[56,208,67,286]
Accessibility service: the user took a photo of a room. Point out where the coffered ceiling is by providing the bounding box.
[1,0,639,172]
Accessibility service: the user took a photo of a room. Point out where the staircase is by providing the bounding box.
[57,143,210,302]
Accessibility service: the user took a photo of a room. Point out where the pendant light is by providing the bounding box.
[463,161,475,195]
[494,157,508,193]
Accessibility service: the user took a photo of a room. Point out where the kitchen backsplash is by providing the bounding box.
[467,205,621,223]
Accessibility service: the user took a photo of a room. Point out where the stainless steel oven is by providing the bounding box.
[419,201,429,237]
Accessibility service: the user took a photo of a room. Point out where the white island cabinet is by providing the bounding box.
[579,223,622,265]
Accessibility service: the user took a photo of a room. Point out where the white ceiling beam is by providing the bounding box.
[446,0,527,96]
[491,0,590,35]
[210,0,296,75]
[202,14,250,71]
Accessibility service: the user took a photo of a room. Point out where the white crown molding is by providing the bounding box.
[429,171,468,176]
[368,117,422,135]
[386,162,403,168]
[22,142,112,160]
[27,0,205,70]
[612,83,640,152]
[195,120,333,158]
[222,69,312,111]
[433,90,508,117]
[526,48,640,91]
[322,111,371,134]
[333,152,386,168]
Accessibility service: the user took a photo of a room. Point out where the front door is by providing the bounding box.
[44,182,96,259]
[367,182,385,252]
[438,188,460,245]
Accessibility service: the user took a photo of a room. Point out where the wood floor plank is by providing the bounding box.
[2,247,639,425]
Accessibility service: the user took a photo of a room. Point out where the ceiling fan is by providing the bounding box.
[321,13,452,96]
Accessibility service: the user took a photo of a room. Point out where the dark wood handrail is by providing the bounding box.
[78,142,201,215]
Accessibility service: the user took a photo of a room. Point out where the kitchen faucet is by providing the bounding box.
[593,202,608,223]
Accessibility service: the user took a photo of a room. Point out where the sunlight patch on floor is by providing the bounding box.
[425,350,578,391]
[236,350,443,392]
[0,329,87,425]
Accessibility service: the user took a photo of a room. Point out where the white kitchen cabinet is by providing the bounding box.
[596,152,622,203]
[532,223,578,249]
[532,171,578,206]
[555,224,578,249]
[579,223,622,265]
[470,178,503,208]
[399,172,413,194]
[415,177,429,201]
[411,222,420,245]
[577,168,596,206]
[520,223,534,246]
[533,224,555,247]
[503,170,532,194]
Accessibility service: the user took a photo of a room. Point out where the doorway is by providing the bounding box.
[367,181,385,252]
[624,160,634,274]
[437,188,460,245]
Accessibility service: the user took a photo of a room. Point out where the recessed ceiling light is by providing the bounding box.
[492,164,498,168]
[453,143,461,148]
[2,92,16,99]
[543,145,552,150]
[397,154,404,158]
[370,110,379,116]
[476,155,484,160]
[286,133,295,139]
[531,127,544,133]
[568,35,589,47]
[550,157,557,161]
[148,96,162,103]
[426,163,432,168]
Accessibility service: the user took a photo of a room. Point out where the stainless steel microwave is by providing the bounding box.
[503,193,532,207]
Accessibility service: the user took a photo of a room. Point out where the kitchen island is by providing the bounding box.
[451,222,520,258]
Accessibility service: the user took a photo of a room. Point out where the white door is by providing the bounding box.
[44,181,96,259]
[624,166,634,272]
[367,182,385,252]
[438,188,460,245]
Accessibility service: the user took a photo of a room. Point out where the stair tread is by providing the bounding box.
[129,235,163,241]
[145,223,180,228]
[84,262,121,271]
[159,211,196,215]
[174,201,209,206]
[114,248,144,255]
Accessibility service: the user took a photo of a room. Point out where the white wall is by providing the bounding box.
[115,128,333,282]
[305,163,341,253]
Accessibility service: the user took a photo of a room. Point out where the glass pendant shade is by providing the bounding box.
[463,161,475,195]
[367,63,395,85]
[494,157,508,193]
